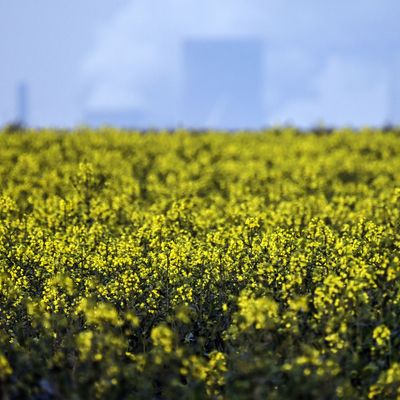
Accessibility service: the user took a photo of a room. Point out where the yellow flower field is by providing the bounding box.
[0,127,399,399]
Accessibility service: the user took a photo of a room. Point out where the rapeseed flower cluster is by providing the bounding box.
[0,127,399,398]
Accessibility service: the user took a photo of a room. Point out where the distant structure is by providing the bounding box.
[84,109,145,129]
[182,38,265,130]
[16,82,28,125]
[388,56,400,125]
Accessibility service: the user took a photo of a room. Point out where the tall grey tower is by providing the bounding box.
[388,55,400,126]
[182,39,265,130]
[17,82,28,125]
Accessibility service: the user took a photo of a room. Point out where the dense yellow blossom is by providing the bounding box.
[0,128,399,399]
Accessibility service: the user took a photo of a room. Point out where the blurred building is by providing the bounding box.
[388,55,400,125]
[182,39,265,130]
[84,109,145,129]
[16,82,28,125]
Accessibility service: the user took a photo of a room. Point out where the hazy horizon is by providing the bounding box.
[1,0,399,129]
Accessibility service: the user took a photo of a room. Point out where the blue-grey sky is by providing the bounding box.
[1,0,399,129]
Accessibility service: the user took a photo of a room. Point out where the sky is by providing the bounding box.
[0,0,399,129]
